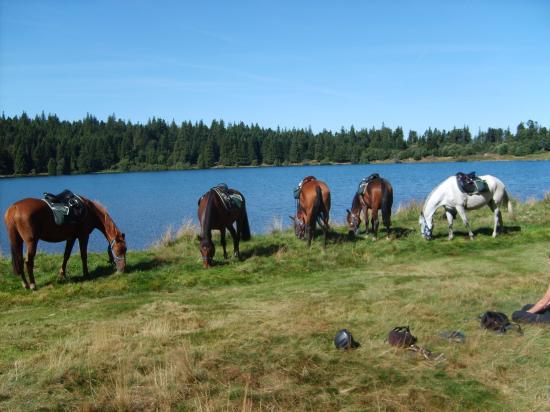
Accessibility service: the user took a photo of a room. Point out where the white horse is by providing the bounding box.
[419,175,513,240]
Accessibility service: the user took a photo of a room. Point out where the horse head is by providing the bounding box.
[289,213,306,239]
[346,208,361,235]
[199,235,215,268]
[419,213,433,240]
[108,232,127,272]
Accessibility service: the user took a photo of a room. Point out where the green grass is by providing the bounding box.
[1,197,550,411]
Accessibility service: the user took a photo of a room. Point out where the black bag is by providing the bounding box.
[480,311,523,335]
[388,326,417,347]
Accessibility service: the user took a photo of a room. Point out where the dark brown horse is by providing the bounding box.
[197,187,251,268]
[290,176,331,247]
[346,175,393,238]
[4,196,127,289]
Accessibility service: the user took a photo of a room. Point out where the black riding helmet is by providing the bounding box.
[334,329,360,350]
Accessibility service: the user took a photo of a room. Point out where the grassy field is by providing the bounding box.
[1,197,549,411]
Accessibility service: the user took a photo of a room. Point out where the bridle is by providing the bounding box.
[110,238,125,262]
[349,211,360,231]
[420,213,432,239]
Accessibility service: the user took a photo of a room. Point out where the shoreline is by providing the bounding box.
[1,152,549,179]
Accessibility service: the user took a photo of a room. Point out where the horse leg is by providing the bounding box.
[227,225,240,258]
[323,215,329,248]
[371,207,379,240]
[25,239,38,290]
[220,228,228,259]
[78,235,90,278]
[497,209,503,233]
[445,210,454,240]
[59,237,76,279]
[487,200,500,238]
[306,221,314,247]
[364,207,370,234]
[456,206,474,239]
[9,230,28,289]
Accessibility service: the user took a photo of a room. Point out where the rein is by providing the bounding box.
[109,239,124,262]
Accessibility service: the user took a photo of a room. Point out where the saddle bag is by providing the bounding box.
[480,311,523,335]
[388,326,417,347]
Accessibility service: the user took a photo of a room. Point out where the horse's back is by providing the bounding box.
[5,198,47,223]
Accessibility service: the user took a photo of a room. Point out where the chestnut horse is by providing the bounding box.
[346,176,393,238]
[4,196,127,289]
[290,176,331,247]
[197,187,251,268]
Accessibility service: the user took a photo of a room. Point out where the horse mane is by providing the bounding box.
[89,199,120,234]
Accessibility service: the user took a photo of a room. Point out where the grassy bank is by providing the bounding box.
[1,198,549,411]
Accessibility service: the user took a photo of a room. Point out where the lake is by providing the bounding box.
[1,161,549,254]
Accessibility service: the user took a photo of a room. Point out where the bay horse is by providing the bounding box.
[419,174,512,240]
[4,196,127,290]
[290,176,331,247]
[197,187,251,268]
[346,175,393,239]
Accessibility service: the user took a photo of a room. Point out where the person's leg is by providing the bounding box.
[527,282,550,314]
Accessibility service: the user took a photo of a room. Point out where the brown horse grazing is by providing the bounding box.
[4,196,127,290]
[197,186,251,268]
[346,175,393,239]
[290,176,331,247]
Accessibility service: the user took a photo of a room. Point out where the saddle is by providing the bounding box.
[357,173,380,195]
[456,172,489,195]
[211,184,243,211]
[293,176,317,199]
[42,190,87,225]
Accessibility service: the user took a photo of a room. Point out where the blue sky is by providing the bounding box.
[1,1,549,133]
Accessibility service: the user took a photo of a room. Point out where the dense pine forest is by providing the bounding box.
[0,112,548,176]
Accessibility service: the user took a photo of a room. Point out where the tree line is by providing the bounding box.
[0,112,548,176]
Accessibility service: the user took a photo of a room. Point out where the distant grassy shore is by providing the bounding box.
[2,151,550,179]
[1,197,549,411]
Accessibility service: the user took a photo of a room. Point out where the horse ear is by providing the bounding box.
[288,215,295,221]
[121,232,125,239]
[346,209,351,215]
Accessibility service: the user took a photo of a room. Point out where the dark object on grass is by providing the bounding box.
[480,311,523,335]
[438,330,466,343]
[388,326,417,348]
[334,329,360,350]
[512,304,550,324]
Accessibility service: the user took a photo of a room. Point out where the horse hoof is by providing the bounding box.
[30,283,36,291]
[21,282,30,289]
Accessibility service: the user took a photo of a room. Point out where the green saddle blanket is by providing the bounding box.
[456,172,489,195]
[212,185,243,210]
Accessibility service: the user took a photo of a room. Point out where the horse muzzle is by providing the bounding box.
[115,259,126,272]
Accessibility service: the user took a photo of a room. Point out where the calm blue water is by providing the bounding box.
[1,161,549,254]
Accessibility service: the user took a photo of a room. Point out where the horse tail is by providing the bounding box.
[313,185,327,229]
[381,180,393,229]
[238,196,251,241]
[503,188,514,217]
[4,205,24,276]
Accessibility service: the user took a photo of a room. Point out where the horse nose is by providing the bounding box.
[116,260,126,272]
